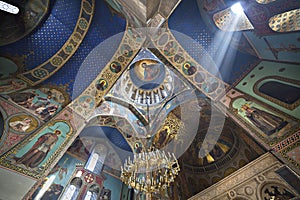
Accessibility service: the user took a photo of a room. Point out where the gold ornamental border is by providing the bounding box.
[149,22,229,102]
[17,0,95,86]
[0,22,146,180]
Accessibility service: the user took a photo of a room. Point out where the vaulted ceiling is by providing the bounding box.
[0,0,299,199]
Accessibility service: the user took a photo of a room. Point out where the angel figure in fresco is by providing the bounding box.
[240,104,288,136]
[14,130,61,168]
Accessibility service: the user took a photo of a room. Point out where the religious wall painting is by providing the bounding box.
[120,44,133,58]
[8,89,62,121]
[130,59,165,89]
[235,61,300,118]
[0,121,71,178]
[0,78,27,94]
[39,86,70,107]
[7,114,39,134]
[110,61,122,74]
[153,126,171,149]
[0,99,44,155]
[231,97,295,144]
[101,172,123,200]
[182,62,197,76]
[201,76,219,94]
[158,33,169,46]
[163,41,178,56]
[31,153,83,200]
[95,101,115,115]
[67,137,95,162]
[95,78,108,91]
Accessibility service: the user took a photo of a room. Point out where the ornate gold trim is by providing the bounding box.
[17,0,95,86]
[149,22,229,101]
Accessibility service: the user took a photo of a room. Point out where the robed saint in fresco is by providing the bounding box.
[14,130,61,168]
[241,104,287,136]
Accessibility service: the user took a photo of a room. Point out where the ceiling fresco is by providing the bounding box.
[0,0,299,199]
[0,0,51,46]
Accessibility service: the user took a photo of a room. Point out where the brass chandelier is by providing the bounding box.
[120,149,180,194]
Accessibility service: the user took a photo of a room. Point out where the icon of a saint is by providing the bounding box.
[14,130,61,168]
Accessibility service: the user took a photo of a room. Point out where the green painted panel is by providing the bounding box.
[236,61,300,119]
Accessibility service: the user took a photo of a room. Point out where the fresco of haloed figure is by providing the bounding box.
[9,121,71,174]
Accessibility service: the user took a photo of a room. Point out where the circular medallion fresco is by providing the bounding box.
[129,59,166,90]
[8,114,39,133]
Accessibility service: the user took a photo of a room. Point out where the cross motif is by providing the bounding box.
[84,173,94,183]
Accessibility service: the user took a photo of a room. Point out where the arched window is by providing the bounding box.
[256,0,276,4]
[213,6,254,31]
[85,144,107,175]
[86,153,99,172]
[84,184,100,200]
[61,177,82,200]
[269,9,300,32]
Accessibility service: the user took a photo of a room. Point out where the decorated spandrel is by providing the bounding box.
[149,23,228,101]
[0,79,27,95]
[70,26,147,120]
[0,97,43,155]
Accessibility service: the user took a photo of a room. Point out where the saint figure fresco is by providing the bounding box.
[240,104,288,136]
[14,130,61,168]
